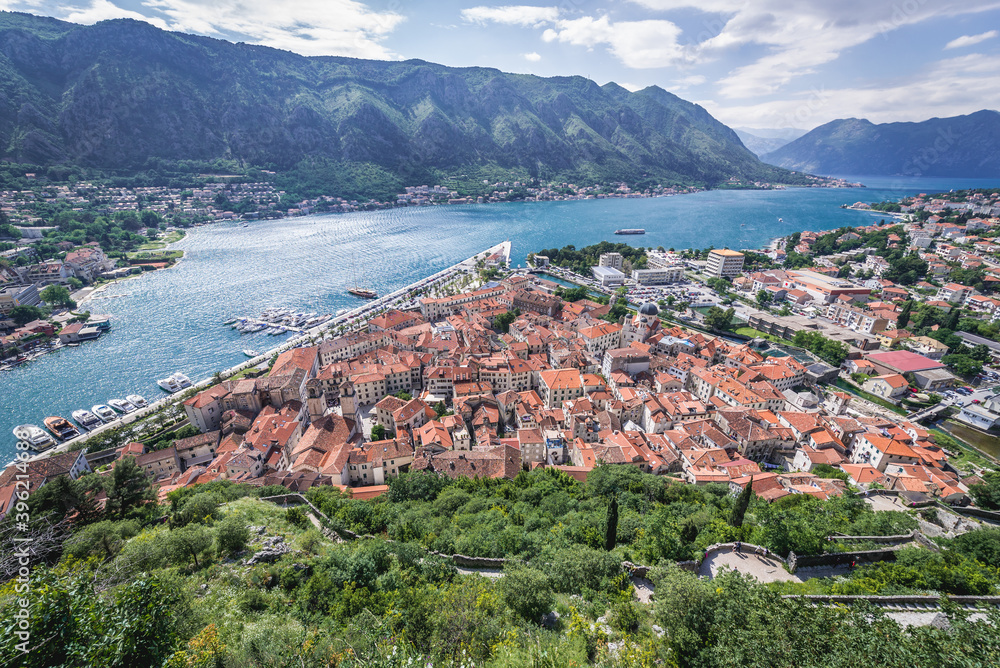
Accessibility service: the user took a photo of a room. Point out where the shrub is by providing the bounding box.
[498,566,554,624]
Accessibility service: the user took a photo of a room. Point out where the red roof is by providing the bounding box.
[866,350,945,373]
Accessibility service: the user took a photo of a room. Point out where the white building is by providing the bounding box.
[633,266,683,285]
[599,252,624,270]
[706,249,744,278]
[592,266,626,287]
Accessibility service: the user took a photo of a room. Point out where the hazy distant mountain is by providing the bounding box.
[733,127,807,158]
[761,111,1000,177]
[0,11,810,197]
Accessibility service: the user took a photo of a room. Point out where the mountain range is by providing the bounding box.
[762,111,1000,178]
[733,127,807,158]
[0,11,809,198]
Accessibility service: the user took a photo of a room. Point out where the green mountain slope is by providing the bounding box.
[762,111,1000,177]
[0,11,803,193]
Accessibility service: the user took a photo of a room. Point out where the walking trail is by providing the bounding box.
[699,546,851,583]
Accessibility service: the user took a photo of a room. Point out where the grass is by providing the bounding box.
[931,424,998,470]
[127,249,184,260]
[136,229,185,250]
[733,326,784,343]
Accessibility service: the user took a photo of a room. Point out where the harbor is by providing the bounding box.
[20,240,511,463]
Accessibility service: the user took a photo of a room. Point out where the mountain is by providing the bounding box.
[0,11,806,197]
[761,111,1000,177]
[733,127,807,158]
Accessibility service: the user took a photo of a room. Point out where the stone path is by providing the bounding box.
[699,547,851,583]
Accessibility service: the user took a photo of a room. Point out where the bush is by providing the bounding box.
[498,566,554,624]
[286,506,310,529]
[217,516,250,556]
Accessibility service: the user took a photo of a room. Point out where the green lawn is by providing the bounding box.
[136,229,185,250]
[733,326,783,343]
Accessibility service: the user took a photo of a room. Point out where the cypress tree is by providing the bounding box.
[944,307,960,332]
[729,477,754,528]
[897,300,912,330]
[605,494,619,551]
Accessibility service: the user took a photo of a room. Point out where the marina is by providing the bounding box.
[229,309,333,335]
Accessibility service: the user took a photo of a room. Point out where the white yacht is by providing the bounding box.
[126,394,148,408]
[158,375,182,393]
[108,398,136,413]
[243,349,260,358]
[91,405,118,423]
[72,409,103,430]
[171,372,192,388]
[12,424,56,451]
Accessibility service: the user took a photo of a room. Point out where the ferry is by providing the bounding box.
[126,394,149,408]
[12,424,57,451]
[614,229,646,235]
[44,416,80,441]
[91,405,118,423]
[108,398,136,413]
[72,409,103,431]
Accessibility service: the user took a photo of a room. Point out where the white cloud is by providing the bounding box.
[629,1,1000,97]
[945,30,998,49]
[522,51,541,61]
[703,53,1000,129]
[616,82,645,92]
[142,0,404,58]
[461,5,559,27]
[61,0,167,28]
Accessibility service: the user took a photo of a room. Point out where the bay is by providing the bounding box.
[4,175,999,461]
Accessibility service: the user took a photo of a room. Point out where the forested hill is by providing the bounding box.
[0,11,807,197]
[762,111,1000,178]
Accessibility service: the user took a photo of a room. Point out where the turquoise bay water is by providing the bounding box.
[3,175,998,461]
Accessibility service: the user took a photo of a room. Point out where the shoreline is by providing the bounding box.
[22,240,511,463]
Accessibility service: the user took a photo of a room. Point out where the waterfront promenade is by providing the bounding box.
[25,240,511,462]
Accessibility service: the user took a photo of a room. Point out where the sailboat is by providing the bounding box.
[346,254,378,299]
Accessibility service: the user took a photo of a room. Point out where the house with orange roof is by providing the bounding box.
[862,374,909,401]
[851,433,921,471]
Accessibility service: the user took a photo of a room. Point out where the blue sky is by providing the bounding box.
[2,0,999,130]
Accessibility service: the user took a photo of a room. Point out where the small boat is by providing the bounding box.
[158,376,182,393]
[243,349,260,358]
[241,223,249,228]
[778,217,784,223]
[126,394,148,408]
[108,398,136,413]
[44,416,80,440]
[13,424,56,451]
[171,372,192,388]
[92,405,118,423]
[72,409,103,430]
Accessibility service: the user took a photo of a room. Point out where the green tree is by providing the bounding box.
[970,344,992,363]
[969,471,1000,510]
[897,299,913,329]
[167,523,214,568]
[63,519,140,560]
[498,566,554,624]
[729,478,753,527]
[605,494,619,551]
[755,289,772,307]
[944,307,960,331]
[943,354,983,377]
[40,283,73,306]
[105,456,156,519]
[8,304,47,325]
[67,277,83,290]
[216,515,250,556]
[370,423,386,441]
[494,309,519,333]
[704,306,735,332]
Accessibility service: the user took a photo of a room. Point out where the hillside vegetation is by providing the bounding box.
[0,12,811,200]
[4,466,1000,667]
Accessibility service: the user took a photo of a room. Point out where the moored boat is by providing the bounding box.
[13,424,57,451]
[72,409,103,430]
[158,376,182,392]
[44,416,80,440]
[92,405,118,423]
[108,398,137,413]
[171,372,192,388]
[127,394,148,408]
